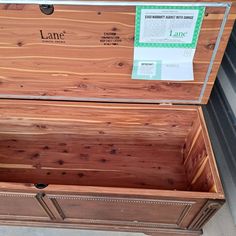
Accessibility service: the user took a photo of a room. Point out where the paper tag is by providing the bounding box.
[132,6,205,81]
[132,60,162,80]
[137,62,157,76]
[138,8,200,46]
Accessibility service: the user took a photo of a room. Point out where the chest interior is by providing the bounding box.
[0,101,219,194]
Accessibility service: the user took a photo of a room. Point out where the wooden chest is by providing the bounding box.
[0,1,235,235]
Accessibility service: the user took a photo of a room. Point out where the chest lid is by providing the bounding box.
[0,1,233,104]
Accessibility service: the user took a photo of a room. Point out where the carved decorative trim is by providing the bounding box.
[48,194,196,229]
[50,198,66,220]
[188,200,224,230]
[48,194,195,206]
[63,217,178,228]
[59,206,192,229]
[35,193,56,220]
[0,192,36,198]
[59,205,194,228]
[0,215,49,221]
[177,203,193,226]
[0,191,53,221]
[0,219,201,235]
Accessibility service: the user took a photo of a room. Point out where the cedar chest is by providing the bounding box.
[0,1,235,235]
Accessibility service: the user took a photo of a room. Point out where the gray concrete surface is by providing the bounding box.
[202,203,236,236]
[0,226,142,236]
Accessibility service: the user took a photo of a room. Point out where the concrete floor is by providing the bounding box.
[0,203,235,236]
[0,226,143,236]
[202,203,236,236]
[0,227,144,236]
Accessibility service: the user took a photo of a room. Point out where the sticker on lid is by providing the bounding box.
[132,6,205,81]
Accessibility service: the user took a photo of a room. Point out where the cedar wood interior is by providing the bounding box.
[0,5,231,103]
[0,100,218,193]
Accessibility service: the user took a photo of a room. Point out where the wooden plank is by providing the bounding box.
[0,182,224,199]
[183,107,223,193]
[184,131,208,185]
[0,167,188,190]
[0,141,184,169]
[182,117,201,163]
[190,156,209,185]
[183,120,213,192]
[197,107,224,194]
[0,4,233,103]
[189,160,215,192]
[0,100,195,191]
[0,71,205,101]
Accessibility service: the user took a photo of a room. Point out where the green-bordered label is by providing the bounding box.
[135,6,205,48]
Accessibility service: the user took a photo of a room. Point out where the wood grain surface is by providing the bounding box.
[0,3,234,103]
[0,100,221,193]
[0,2,230,231]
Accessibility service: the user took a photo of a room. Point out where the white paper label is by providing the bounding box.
[132,6,205,81]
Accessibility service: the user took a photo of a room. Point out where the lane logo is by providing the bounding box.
[169,30,187,38]
[40,30,66,43]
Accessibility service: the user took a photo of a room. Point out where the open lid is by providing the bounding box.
[0,1,232,104]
